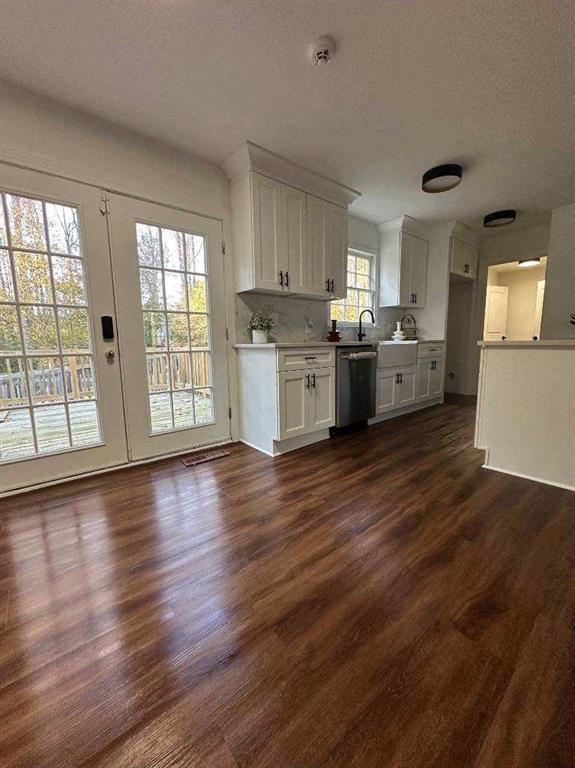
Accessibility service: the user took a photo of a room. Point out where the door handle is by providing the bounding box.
[279,270,284,287]
[285,271,289,288]
[312,373,316,389]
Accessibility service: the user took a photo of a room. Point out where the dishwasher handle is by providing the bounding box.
[340,351,377,361]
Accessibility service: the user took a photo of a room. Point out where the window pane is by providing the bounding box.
[356,257,370,275]
[185,234,206,273]
[194,389,213,424]
[164,271,187,311]
[0,305,22,353]
[172,390,195,428]
[167,313,188,350]
[347,289,359,306]
[188,275,207,312]
[162,229,186,270]
[345,305,359,322]
[149,393,172,433]
[146,354,170,392]
[347,255,356,272]
[14,252,53,304]
[64,356,96,401]
[189,314,208,348]
[34,404,70,453]
[355,273,370,290]
[58,307,91,353]
[22,306,58,353]
[52,256,87,305]
[143,312,167,351]
[140,268,164,309]
[191,351,210,387]
[28,357,64,404]
[0,205,7,246]
[0,408,35,460]
[331,303,344,321]
[136,224,162,268]
[0,357,27,408]
[6,194,46,250]
[170,352,192,389]
[0,251,15,301]
[46,203,81,255]
[358,290,371,307]
[69,401,100,447]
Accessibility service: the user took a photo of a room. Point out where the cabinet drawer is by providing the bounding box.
[277,347,335,371]
[417,341,445,359]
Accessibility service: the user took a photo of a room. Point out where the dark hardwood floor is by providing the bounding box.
[1,401,574,767]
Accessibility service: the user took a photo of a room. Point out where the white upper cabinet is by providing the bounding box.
[450,236,479,280]
[378,216,428,308]
[307,194,348,299]
[225,142,358,300]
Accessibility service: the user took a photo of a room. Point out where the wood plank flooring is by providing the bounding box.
[1,401,574,767]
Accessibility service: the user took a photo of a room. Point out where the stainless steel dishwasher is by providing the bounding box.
[335,346,378,427]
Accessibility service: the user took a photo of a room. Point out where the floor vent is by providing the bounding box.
[180,449,230,467]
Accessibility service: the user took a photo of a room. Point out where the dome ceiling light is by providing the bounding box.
[421,163,462,193]
[483,210,517,228]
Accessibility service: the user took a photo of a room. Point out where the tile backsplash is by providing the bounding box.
[235,293,403,343]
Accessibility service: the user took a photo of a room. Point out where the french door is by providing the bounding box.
[0,166,127,493]
[0,167,230,494]
[107,194,230,462]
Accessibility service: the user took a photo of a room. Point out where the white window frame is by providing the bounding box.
[330,245,378,326]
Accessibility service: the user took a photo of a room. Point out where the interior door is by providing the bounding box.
[484,285,509,341]
[0,166,127,494]
[534,279,545,338]
[108,194,230,461]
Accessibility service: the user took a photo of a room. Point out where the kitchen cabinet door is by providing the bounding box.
[451,237,478,280]
[283,184,307,293]
[409,233,428,307]
[428,358,444,398]
[306,194,331,297]
[417,359,431,400]
[327,203,347,300]
[376,369,397,413]
[396,366,417,407]
[251,172,285,293]
[278,370,309,440]
[309,367,335,432]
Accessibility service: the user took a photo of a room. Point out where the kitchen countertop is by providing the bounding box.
[478,339,575,347]
[233,339,445,349]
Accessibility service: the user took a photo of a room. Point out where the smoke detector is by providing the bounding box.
[308,36,336,66]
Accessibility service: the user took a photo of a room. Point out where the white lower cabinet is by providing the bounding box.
[417,357,444,400]
[376,366,417,414]
[278,367,335,440]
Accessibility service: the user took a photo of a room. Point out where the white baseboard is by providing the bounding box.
[482,463,575,492]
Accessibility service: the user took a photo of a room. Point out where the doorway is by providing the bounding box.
[484,257,547,341]
[0,166,230,493]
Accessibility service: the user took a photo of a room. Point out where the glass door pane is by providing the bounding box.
[0,166,127,494]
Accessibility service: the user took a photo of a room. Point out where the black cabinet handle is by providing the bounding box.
[312,373,316,389]
[464,263,469,273]
[326,278,330,293]
[285,271,289,288]
[279,270,284,287]
[330,279,335,293]
[305,374,310,389]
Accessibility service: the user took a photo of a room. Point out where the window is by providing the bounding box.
[331,248,377,324]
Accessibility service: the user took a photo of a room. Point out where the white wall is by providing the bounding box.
[468,223,550,393]
[541,203,575,340]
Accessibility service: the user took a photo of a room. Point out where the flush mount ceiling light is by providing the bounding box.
[483,209,517,228]
[421,163,462,193]
[518,258,541,268]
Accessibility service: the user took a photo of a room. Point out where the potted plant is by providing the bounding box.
[248,311,274,344]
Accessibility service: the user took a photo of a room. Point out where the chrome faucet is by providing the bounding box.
[357,309,375,341]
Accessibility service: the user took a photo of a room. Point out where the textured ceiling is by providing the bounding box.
[0,0,573,230]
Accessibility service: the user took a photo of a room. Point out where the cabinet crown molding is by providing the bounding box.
[378,215,429,239]
[223,141,360,208]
